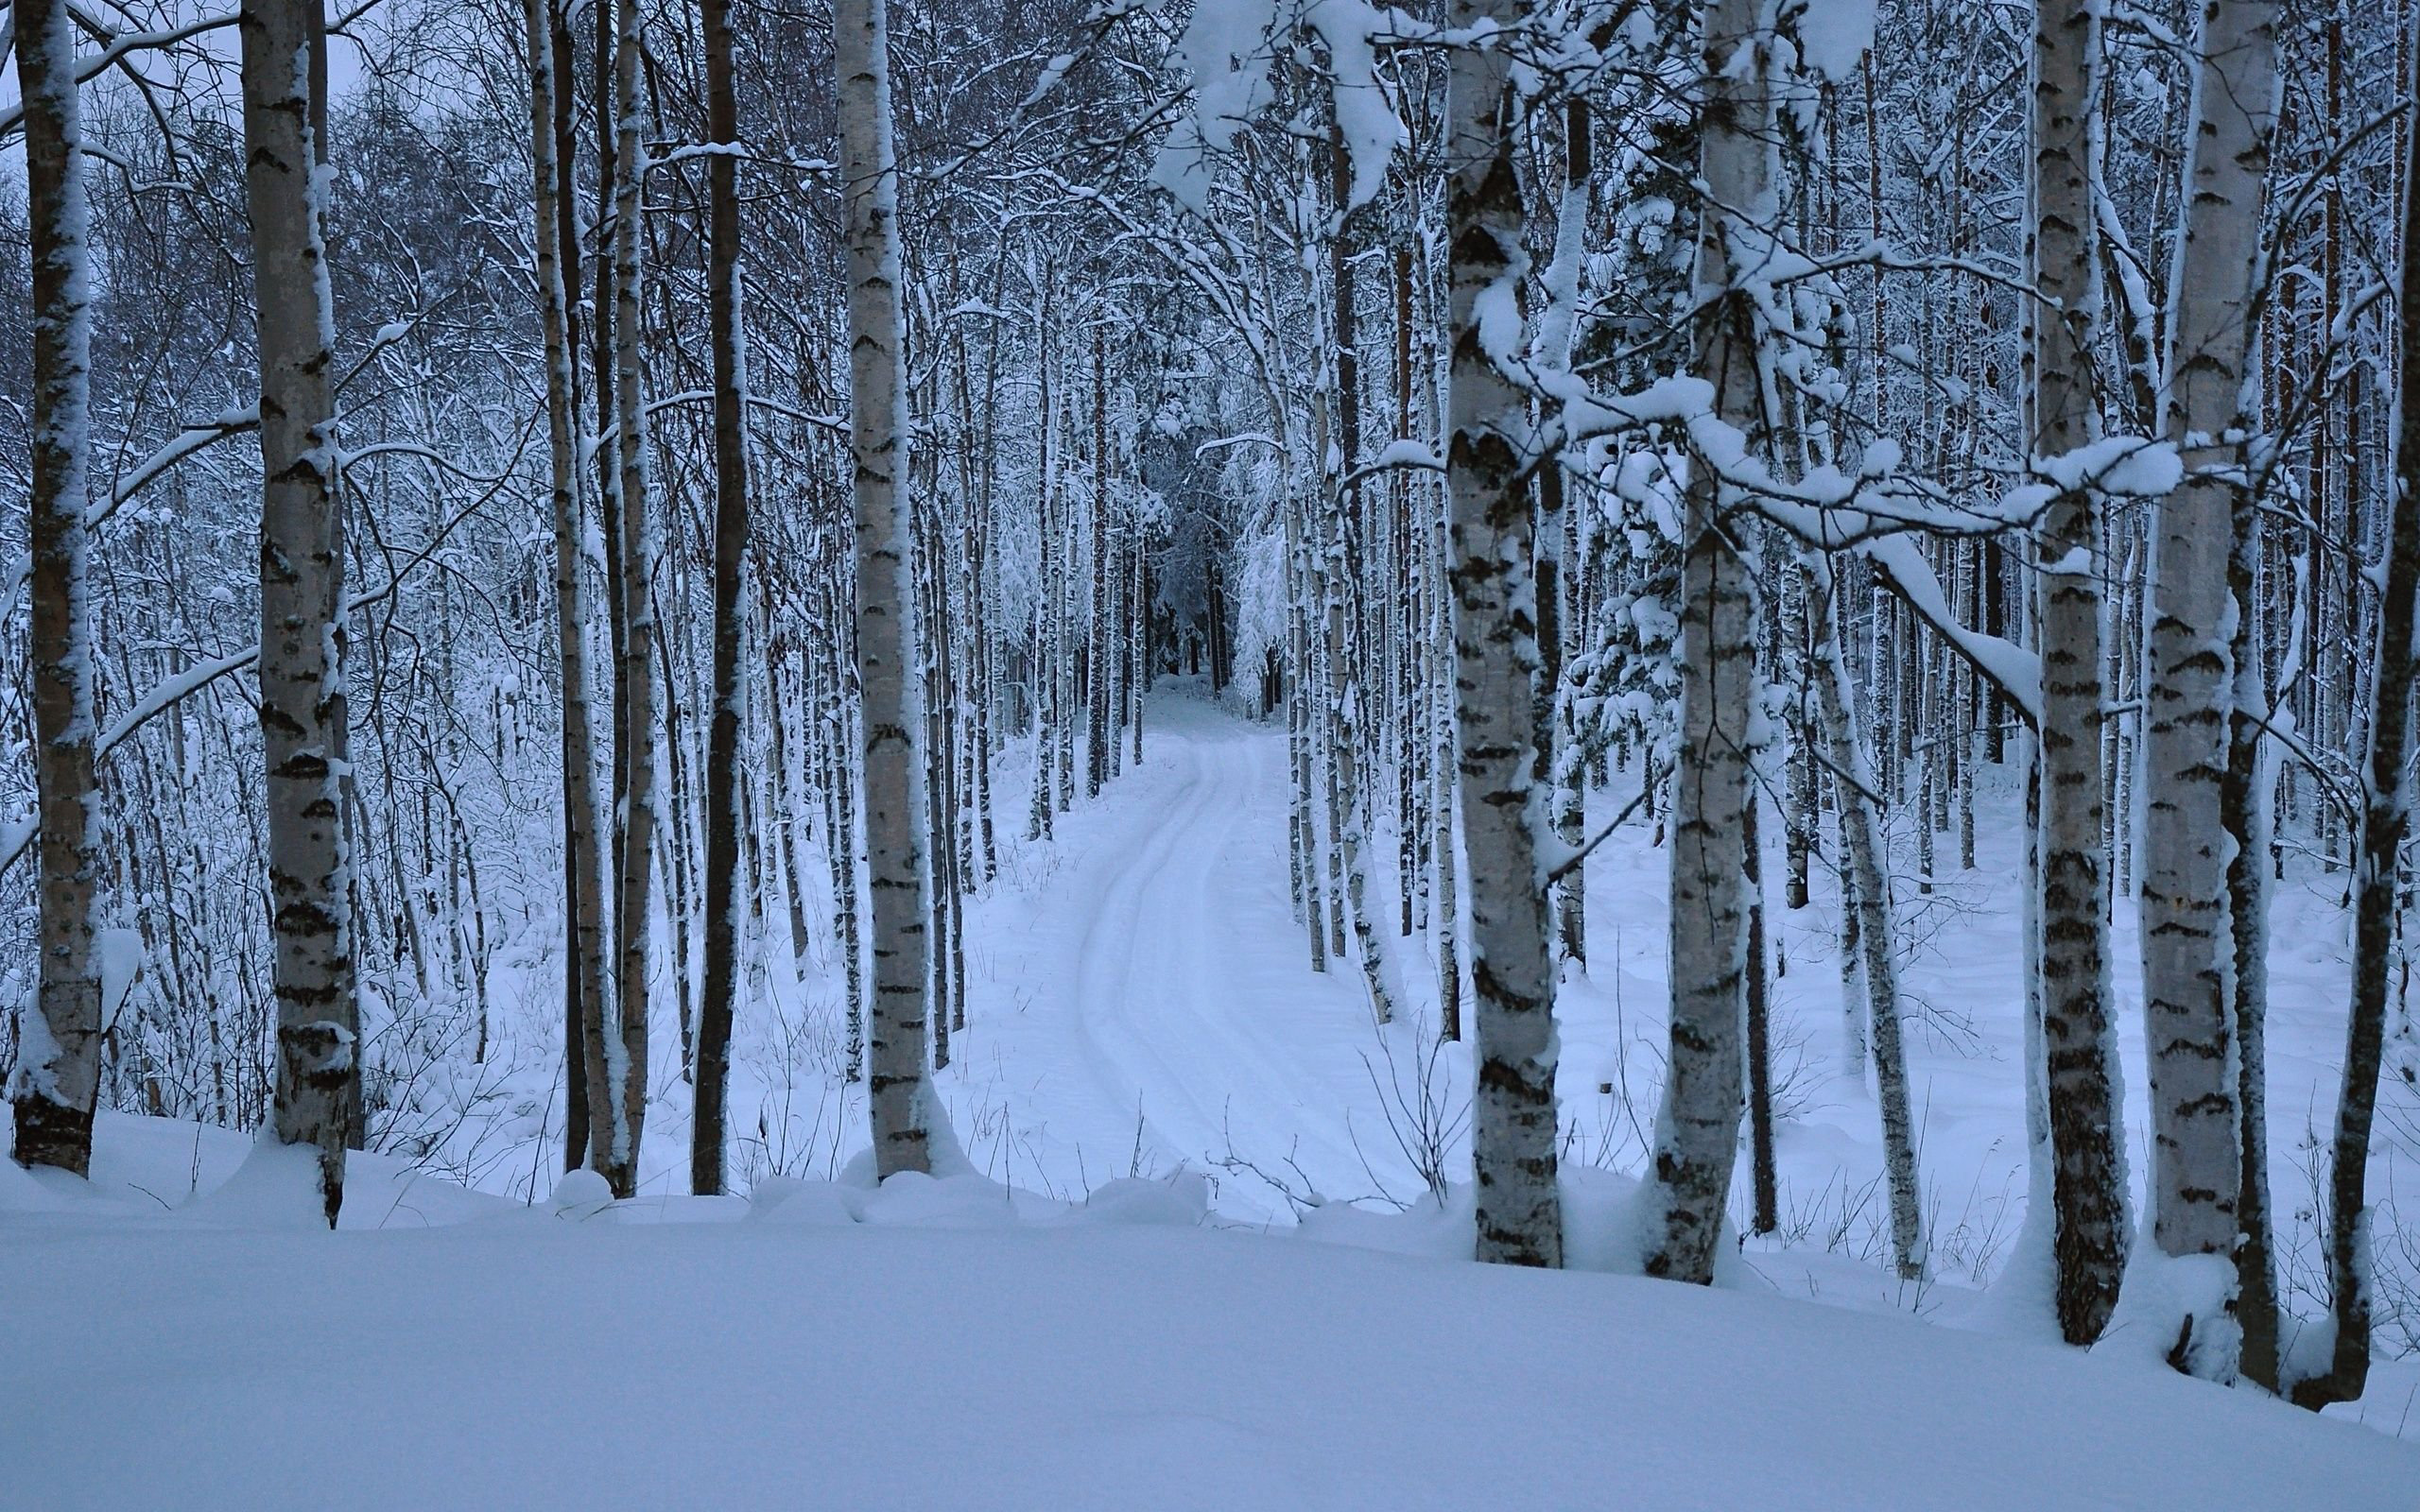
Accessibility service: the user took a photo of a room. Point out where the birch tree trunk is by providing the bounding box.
[603,0,655,1198]
[1088,327,1111,799]
[1434,491,1461,1042]
[1645,0,1766,1285]
[527,0,609,1177]
[839,0,933,1177]
[2029,0,2127,1345]
[244,0,354,1225]
[581,0,624,1175]
[1444,0,1560,1268]
[8,0,101,1177]
[1806,558,1925,1280]
[692,0,750,1194]
[2141,0,2280,1379]
[2290,46,2420,1408]
[1323,124,1395,1025]
[2224,498,2279,1387]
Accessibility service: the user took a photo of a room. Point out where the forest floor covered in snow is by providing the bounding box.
[3,1117,2414,1509]
[8,685,2420,1503]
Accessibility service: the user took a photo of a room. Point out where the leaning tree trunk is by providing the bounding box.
[8,0,101,1177]
[692,0,750,1195]
[1324,129,1396,1026]
[2029,0,2127,1346]
[1645,0,1767,1285]
[243,0,354,1227]
[1806,557,1926,1280]
[2140,0,2280,1381]
[839,0,933,1177]
[1444,0,1560,1268]
[2290,43,2420,1410]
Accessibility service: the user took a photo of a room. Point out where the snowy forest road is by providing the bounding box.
[952,690,1426,1224]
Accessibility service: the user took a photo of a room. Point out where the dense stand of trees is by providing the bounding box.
[3,0,2417,1411]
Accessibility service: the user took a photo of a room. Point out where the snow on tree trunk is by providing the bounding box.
[2139,0,2280,1381]
[839,0,934,1177]
[8,0,101,1177]
[243,0,354,1227]
[1644,0,1767,1286]
[692,0,750,1195]
[2028,0,2127,1346]
[1444,0,1560,1268]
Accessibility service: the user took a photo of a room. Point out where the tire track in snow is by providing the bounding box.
[1053,696,1386,1214]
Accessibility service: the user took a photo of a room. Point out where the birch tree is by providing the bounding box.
[1644,0,1768,1286]
[8,0,100,1177]
[597,0,657,1199]
[2028,0,2126,1344]
[2290,34,2420,1408]
[693,0,752,1195]
[523,0,610,1177]
[841,0,935,1177]
[1444,0,1561,1268]
[2139,0,2281,1379]
[243,0,354,1224]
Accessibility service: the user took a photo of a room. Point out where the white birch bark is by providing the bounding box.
[1444,0,1560,1268]
[838,0,933,1177]
[8,0,101,1177]
[1644,0,1767,1285]
[2290,40,2420,1407]
[524,0,610,1177]
[2140,0,2280,1379]
[1806,558,1926,1280]
[604,0,655,1197]
[2029,0,2127,1344]
[243,0,354,1225]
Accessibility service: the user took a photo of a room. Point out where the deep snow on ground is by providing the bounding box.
[2,1125,2412,1511]
[10,681,2420,1503]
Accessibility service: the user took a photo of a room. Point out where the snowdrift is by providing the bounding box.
[1,1116,2409,1510]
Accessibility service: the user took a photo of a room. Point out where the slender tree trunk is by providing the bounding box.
[1444,0,1560,1267]
[1287,488,1327,972]
[527,0,608,1177]
[244,0,353,1225]
[2141,0,2280,1379]
[1434,491,1461,1044]
[602,0,655,1198]
[2029,0,2127,1345]
[2291,46,2420,1409]
[1743,798,1778,1236]
[1088,326,1111,799]
[1807,558,1926,1280]
[692,0,750,1194]
[839,0,933,1177]
[582,0,624,1179]
[2225,499,2280,1388]
[1646,0,1767,1284]
[1130,533,1147,765]
[8,0,101,1177]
